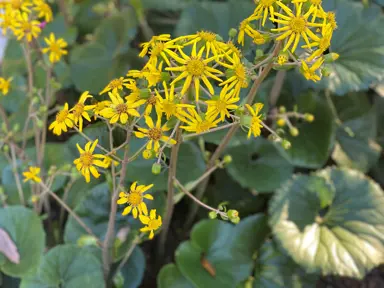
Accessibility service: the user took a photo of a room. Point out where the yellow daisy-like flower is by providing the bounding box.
[99,77,135,95]
[93,100,111,120]
[176,31,224,57]
[166,43,223,101]
[0,7,17,35]
[70,91,95,132]
[301,57,324,82]
[245,103,264,138]
[33,0,53,22]
[42,33,68,64]
[101,92,146,124]
[303,23,333,61]
[117,182,154,218]
[0,77,13,95]
[292,0,324,22]
[139,34,172,57]
[134,115,177,152]
[238,16,264,46]
[206,85,239,122]
[139,209,162,240]
[49,103,74,135]
[155,81,194,120]
[73,139,107,183]
[219,53,249,97]
[178,108,221,134]
[13,12,41,42]
[271,3,324,53]
[23,166,41,183]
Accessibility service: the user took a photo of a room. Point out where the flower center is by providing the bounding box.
[310,0,322,5]
[289,17,306,33]
[148,128,162,141]
[127,191,142,207]
[148,218,161,230]
[186,58,205,76]
[115,103,127,114]
[80,152,93,167]
[73,103,84,117]
[198,31,216,42]
[56,110,69,123]
[147,96,157,105]
[109,79,123,89]
[260,0,276,7]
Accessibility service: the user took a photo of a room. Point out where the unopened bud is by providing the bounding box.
[142,149,155,160]
[289,127,299,137]
[228,28,237,38]
[277,118,286,127]
[152,163,161,175]
[324,52,339,63]
[281,139,291,150]
[208,211,217,219]
[304,113,314,122]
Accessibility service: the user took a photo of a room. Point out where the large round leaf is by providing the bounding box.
[226,138,293,193]
[0,206,45,277]
[157,264,193,288]
[314,0,384,95]
[253,241,318,288]
[269,167,384,278]
[20,245,104,288]
[175,215,269,288]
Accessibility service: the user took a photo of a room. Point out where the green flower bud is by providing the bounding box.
[140,88,151,99]
[223,155,232,165]
[228,28,237,38]
[304,113,314,122]
[230,216,240,224]
[152,163,161,175]
[278,106,286,113]
[324,52,339,63]
[289,127,299,137]
[142,149,155,160]
[281,139,291,150]
[208,211,217,219]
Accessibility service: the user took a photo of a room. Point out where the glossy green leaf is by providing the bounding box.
[269,167,384,278]
[20,245,104,288]
[157,264,193,288]
[175,214,269,288]
[314,0,384,95]
[0,206,45,277]
[226,138,293,193]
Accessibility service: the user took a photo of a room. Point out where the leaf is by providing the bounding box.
[70,11,138,94]
[120,247,146,288]
[226,138,293,193]
[157,264,194,288]
[0,228,19,264]
[175,0,254,40]
[253,241,319,288]
[278,91,335,168]
[20,244,104,288]
[269,167,384,279]
[313,0,384,95]
[0,206,45,277]
[175,214,269,288]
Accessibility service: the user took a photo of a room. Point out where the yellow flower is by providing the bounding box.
[139,34,172,57]
[178,108,221,134]
[139,209,162,240]
[303,23,333,61]
[93,100,111,120]
[73,139,107,183]
[155,81,194,120]
[176,31,224,57]
[166,43,223,101]
[127,62,163,87]
[101,92,145,124]
[70,91,95,132]
[205,85,239,122]
[23,166,41,183]
[292,0,324,22]
[218,53,249,97]
[49,103,74,135]
[134,115,177,152]
[33,0,53,22]
[238,16,264,46]
[301,57,324,82]
[0,7,17,35]
[253,0,279,26]
[117,182,154,218]
[271,3,324,53]
[42,33,68,63]
[13,12,41,42]
[245,103,264,138]
[0,77,13,95]
[99,77,134,95]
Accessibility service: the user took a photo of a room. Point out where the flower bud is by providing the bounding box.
[139,88,151,99]
[228,28,237,38]
[223,155,232,165]
[208,211,217,219]
[230,217,240,224]
[142,149,155,160]
[278,106,286,113]
[152,163,161,175]
[276,118,286,127]
[324,52,339,63]
[227,209,239,219]
[281,139,291,150]
[289,127,299,137]
[304,113,314,122]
